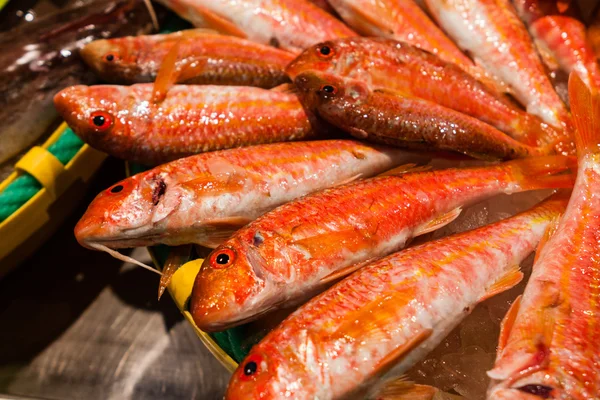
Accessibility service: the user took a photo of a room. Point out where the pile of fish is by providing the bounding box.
[51,0,600,398]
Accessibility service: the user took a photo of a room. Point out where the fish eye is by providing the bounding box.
[104,53,117,62]
[318,84,338,98]
[89,111,113,131]
[517,384,553,398]
[243,361,257,376]
[317,44,334,58]
[110,184,124,193]
[209,248,236,269]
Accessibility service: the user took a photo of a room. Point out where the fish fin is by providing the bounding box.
[506,155,577,191]
[179,28,222,36]
[202,216,252,247]
[497,295,522,355]
[373,87,412,98]
[556,0,570,13]
[271,83,298,94]
[413,208,462,236]
[374,378,437,400]
[346,126,370,139]
[335,173,363,186]
[569,72,600,155]
[158,245,192,300]
[153,37,183,103]
[319,259,371,285]
[185,4,247,37]
[292,228,373,256]
[479,265,523,303]
[379,164,432,177]
[142,0,160,31]
[342,1,395,36]
[534,217,560,263]
[373,329,433,377]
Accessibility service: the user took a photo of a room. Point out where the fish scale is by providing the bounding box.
[190,156,575,333]
[223,192,569,400]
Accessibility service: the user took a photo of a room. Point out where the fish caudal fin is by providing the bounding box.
[569,72,600,156]
[507,155,576,191]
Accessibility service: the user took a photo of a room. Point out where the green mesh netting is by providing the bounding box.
[0,128,84,222]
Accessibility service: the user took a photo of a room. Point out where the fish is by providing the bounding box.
[324,0,499,88]
[190,155,575,332]
[513,0,600,89]
[425,0,574,154]
[293,71,551,160]
[54,83,323,165]
[285,38,561,148]
[223,192,569,400]
[486,75,600,398]
[74,140,423,251]
[80,29,295,87]
[155,0,356,53]
[0,0,161,167]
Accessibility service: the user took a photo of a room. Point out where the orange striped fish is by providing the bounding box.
[487,74,600,399]
[54,84,321,165]
[190,156,575,332]
[224,193,568,400]
[156,0,356,53]
[80,29,295,87]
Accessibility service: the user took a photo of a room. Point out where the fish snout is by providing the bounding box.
[80,41,109,75]
[53,86,89,131]
[74,213,109,249]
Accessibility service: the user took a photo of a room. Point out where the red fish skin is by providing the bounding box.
[190,155,575,332]
[54,84,322,165]
[286,38,562,148]
[513,0,600,90]
[80,30,295,87]
[425,0,575,155]
[224,193,568,400]
[73,140,422,249]
[156,0,356,53]
[487,75,600,399]
[294,71,550,159]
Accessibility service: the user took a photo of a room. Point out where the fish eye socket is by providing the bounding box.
[210,248,236,269]
[317,45,333,58]
[89,111,113,131]
[105,53,116,62]
[110,184,124,193]
[243,361,257,376]
[319,84,338,97]
[517,384,553,398]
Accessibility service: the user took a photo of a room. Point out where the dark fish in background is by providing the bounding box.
[0,0,163,178]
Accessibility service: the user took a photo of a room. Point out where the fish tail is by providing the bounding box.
[507,155,576,190]
[568,72,600,156]
[371,377,438,400]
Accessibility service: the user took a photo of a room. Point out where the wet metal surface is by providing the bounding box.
[0,159,230,400]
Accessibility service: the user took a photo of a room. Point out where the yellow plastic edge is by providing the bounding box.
[0,123,107,271]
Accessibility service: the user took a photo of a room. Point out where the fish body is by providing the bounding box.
[425,0,573,150]
[190,156,575,331]
[513,0,600,89]
[224,193,568,400]
[286,38,560,148]
[326,0,475,71]
[74,140,421,250]
[486,75,600,399]
[80,29,295,87]
[294,71,548,159]
[0,0,160,166]
[156,0,356,53]
[54,84,320,165]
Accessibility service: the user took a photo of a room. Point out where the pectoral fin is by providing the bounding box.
[153,38,183,103]
[372,329,433,377]
[479,264,523,302]
[186,5,247,37]
[344,2,395,36]
[497,295,522,354]
[414,208,462,236]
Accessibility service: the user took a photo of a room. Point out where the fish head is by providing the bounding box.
[74,172,170,249]
[190,236,267,331]
[54,84,131,151]
[293,70,370,111]
[80,39,139,83]
[226,343,313,400]
[190,229,297,331]
[285,39,364,80]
